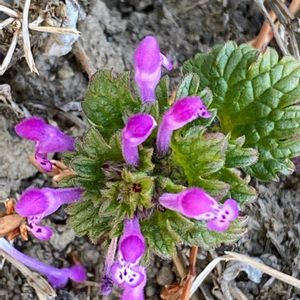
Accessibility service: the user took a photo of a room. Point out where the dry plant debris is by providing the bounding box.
[0,0,80,76]
[252,0,300,56]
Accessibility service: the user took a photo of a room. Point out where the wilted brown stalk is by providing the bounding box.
[252,0,300,51]
[180,246,198,300]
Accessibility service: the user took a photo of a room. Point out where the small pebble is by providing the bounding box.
[156,266,174,286]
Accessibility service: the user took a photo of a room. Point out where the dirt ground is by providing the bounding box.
[1,0,300,299]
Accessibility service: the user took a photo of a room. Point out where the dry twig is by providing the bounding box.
[72,41,96,79]
[172,252,187,280]
[22,0,39,74]
[190,251,300,298]
[0,1,81,75]
[180,246,199,300]
[251,0,300,53]
[254,0,289,55]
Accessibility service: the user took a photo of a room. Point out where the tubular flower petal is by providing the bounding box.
[110,218,146,299]
[156,96,211,155]
[0,238,86,288]
[119,217,146,264]
[16,187,84,240]
[15,117,75,172]
[159,188,239,232]
[134,36,173,103]
[122,114,157,166]
[159,188,218,220]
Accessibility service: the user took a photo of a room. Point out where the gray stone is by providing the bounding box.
[49,227,76,251]
[156,266,174,286]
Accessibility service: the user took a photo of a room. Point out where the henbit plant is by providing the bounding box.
[5,37,300,299]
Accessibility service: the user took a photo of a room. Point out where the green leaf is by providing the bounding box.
[142,210,248,258]
[82,70,141,140]
[67,195,110,242]
[156,75,170,113]
[156,176,185,193]
[176,73,200,99]
[225,138,259,168]
[172,126,228,181]
[179,217,248,249]
[184,42,300,180]
[171,125,256,203]
[212,168,257,204]
[142,211,189,258]
[138,148,155,173]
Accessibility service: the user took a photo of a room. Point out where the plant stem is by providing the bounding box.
[180,246,198,300]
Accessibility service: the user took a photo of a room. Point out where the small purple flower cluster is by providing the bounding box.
[9,36,240,299]
[0,119,87,288]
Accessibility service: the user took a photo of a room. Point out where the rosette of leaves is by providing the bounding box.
[61,43,300,258]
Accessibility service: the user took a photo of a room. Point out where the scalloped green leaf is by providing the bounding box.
[142,210,248,258]
[179,217,248,249]
[67,196,110,242]
[82,70,141,140]
[225,138,259,168]
[176,73,200,99]
[171,125,256,203]
[184,42,300,180]
[141,211,191,258]
[172,126,228,180]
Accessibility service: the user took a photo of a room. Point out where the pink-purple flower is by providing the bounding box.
[16,187,84,240]
[109,217,146,299]
[159,188,239,232]
[15,117,75,172]
[134,35,173,103]
[156,96,211,155]
[207,199,239,232]
[0,237,86,288]
[122,114,157,166]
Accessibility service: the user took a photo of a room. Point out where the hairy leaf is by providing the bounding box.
[171,126,256,203]
[82,70,141,140]
[142,210,248,258]
[67,195,111,242]
[184,42,300,180]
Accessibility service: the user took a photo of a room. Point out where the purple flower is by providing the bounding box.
[0,237,86,288]
[121,266,147,300]
[100,237,118,296]
[110,217,146,298]
[16,187,84,240]
[159,188,218,220]
[15,117,75,172]
[159,188,239,232]
[122,114,157,166]
[207,199,239,232]
[156,96,211,155]
[134,36,173,103]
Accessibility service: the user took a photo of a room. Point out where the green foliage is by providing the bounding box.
[82,70,141,140]
[184,42,300,180]
[100,170,154,219]
[155,75,170,113]
[171,126,257,203]
[66,42,300,254]
[142,210,247,258]
[67,195,111,242]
